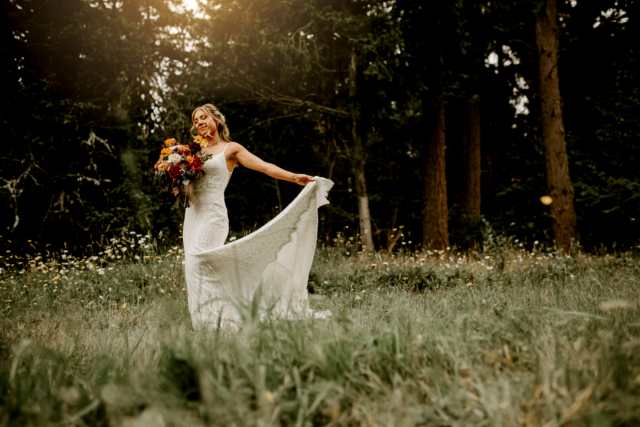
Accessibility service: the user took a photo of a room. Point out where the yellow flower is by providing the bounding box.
[265,391,274,403]
[355,295,361,301]
[122,303,127,309]
[467,282,473,287]
[361,290,366,293]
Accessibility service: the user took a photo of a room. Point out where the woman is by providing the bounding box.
[177,103,332,330]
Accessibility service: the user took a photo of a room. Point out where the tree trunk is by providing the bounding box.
[422,100,449,251]
[535,0,579,252]
[461,100,482,233]
[351,123,374,252]
[347,52,374,252]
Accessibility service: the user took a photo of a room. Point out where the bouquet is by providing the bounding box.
[152,137,212,207]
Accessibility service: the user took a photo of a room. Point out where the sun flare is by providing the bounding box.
[182,0,200,11]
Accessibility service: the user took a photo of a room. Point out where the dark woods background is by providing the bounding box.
[1,0,639,254]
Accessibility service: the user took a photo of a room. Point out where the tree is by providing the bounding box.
[421,90,449,251]
[461,100,482,234]
[395,0,455,251]
[535,0,579,252]
[0,0,181,249]
[444,0,492,249]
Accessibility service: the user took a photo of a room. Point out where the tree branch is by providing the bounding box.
[234,112,307,138]
[212,56,350,118]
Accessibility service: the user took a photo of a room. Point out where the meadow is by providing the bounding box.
[1,232,639,426]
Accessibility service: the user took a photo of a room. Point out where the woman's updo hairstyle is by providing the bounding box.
[190,103,231,141]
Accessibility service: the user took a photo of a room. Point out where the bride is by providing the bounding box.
[174,103,333,330]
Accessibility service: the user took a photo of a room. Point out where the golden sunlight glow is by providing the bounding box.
[182,0,200,10]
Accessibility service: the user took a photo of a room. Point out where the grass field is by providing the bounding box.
[1,233,640,426]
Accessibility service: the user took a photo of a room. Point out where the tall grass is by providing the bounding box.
[1,234,639,426]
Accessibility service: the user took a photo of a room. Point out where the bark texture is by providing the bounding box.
[422,100,449,250]
[348,52,374,252]
[461,100,482,228]
[351,120,374,251]
[535,0,579,252]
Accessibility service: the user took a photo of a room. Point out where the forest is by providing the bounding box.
[2,0,639,253]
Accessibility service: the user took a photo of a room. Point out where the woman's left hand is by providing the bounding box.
[292,174,315,186]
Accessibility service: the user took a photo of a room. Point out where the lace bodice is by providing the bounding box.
[192,150,232,199]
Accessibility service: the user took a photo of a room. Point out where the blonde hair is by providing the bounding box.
[190,103,231,141]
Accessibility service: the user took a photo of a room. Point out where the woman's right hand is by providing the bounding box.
[172,184,180,197]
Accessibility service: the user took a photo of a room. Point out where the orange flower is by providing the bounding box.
[164,138,177,146]
[160,161,169,171]
[194,135,204,143]
[186,155,194,163]
[160,148,172,156]
[178,145,190,155]
[154,160,163,171]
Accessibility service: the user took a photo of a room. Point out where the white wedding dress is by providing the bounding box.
[183,143,333,330]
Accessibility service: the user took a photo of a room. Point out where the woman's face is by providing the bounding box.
[193,109,216,136]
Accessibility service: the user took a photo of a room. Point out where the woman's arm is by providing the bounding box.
[231,142,315,186]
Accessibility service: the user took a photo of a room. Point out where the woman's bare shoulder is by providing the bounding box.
[227,142,244,158]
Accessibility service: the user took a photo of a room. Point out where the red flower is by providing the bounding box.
[188,142,202,153]
[188,157,202,172]
[168,164,183,179]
